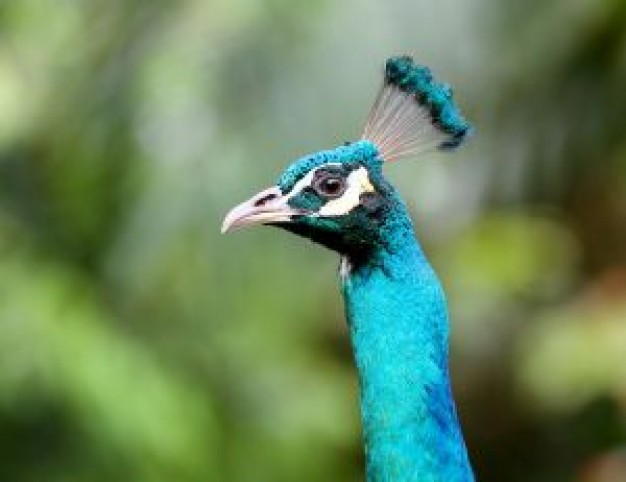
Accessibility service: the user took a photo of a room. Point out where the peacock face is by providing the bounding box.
[222,141,393,255]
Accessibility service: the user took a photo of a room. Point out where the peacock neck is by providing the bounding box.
[340,205,474,482]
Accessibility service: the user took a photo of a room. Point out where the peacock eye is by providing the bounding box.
[313,175,346,199]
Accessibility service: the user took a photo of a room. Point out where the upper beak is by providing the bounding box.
[221,186,300,234]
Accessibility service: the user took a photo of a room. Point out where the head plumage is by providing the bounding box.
[362,56,472,162]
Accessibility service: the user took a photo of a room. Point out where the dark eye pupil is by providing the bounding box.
[319,177,343,195]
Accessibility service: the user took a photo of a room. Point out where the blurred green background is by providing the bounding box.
[0,0,625,481]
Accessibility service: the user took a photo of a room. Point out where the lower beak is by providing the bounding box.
[221,186,300,234]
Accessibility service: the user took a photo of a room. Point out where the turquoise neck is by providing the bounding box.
[340,205,474,482]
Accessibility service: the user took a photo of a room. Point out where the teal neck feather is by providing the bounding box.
[341,194,474,482]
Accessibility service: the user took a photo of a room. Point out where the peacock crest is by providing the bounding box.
[363,56,471,162]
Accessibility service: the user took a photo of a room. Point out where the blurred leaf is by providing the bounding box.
[516,282,626,415]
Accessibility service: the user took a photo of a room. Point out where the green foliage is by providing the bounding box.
[0,0,624,481]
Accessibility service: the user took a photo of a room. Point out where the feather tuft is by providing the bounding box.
[362,56,472,162]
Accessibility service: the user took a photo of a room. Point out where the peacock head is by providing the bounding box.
[221,56,472,257]
[221,140,393,255]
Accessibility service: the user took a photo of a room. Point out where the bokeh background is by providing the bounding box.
[0,0,625,481]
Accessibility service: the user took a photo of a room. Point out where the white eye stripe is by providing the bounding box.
[285,163,342,200]
[285,164,375,217]
[285,170,316,200]
[318,167,374,217]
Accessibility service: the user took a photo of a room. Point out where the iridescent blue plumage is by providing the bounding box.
[384,56,471,149]
[278,141,380,193]
[339,162,474,481]
[280,140,475,481]
[222,56,474,481]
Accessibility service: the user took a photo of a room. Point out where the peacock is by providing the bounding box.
[222,56,474,482]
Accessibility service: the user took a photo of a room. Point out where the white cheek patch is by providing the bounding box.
[318,167,375,216]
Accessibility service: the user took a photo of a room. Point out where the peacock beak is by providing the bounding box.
[221,186,300,234]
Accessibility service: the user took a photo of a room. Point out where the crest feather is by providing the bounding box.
[362,56,472,162]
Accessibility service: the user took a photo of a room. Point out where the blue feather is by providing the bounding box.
[342,165,474,480]
[223,56,476,482]
[384,56,471,145]
[277,140,475,480]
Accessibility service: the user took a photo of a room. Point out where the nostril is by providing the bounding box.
[254,192,279,207]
